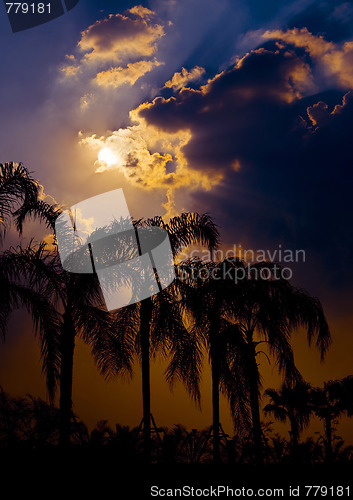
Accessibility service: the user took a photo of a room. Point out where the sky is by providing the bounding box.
[0,0,353,443]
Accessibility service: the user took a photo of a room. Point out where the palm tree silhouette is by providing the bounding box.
[95,213,219,462]
[0,163,63,401]
[12,194,136,447]
[177,258,251,464]
[0,162,39,240]
[220,260,332,464]
[0,244,62,400]
[22,246,126,446]
[231,261,331,464]
[310,376,353,463]
[180,258,331,465]
[264,381,312,460]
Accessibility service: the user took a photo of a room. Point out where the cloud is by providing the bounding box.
[94,59,163,88]
[56,5,169,121]
[129,5,156,19]
[263,28,353,89]
[164,66,206,91]
[79,44,317,218]
[105,40,353,291]
[52,7,353,291]
[55,6,169,127]
[79,120,222,217]
[306,100,330,127]
[264,28,334,57]
[134,47,315,174]
[77,7,164,65]
[37,184,58,206]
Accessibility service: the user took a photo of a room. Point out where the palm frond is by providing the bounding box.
[14,199,62,233]
[0,162,39,240]
[143,212,220,255]
[164,321,203,407]
[92,302,139,380]
[7,282,61,403]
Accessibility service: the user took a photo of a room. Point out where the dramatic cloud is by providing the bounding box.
[263,28,353,89]
[105,40,353,292]
[164,66,206,91]
[79,44,317,219]
[134,47,315,173]
[79,122,222,216]
[56,7,353,290]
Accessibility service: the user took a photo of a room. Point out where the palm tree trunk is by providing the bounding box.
[140,297,153,462]
[289,416,299,462]
[210,339,220,464]
[325,415,333,463]
[247,337,263,465]
[290,422,299,449]
[59,312,75,447]
[249,380,263,465]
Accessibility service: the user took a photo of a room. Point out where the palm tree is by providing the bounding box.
[13,188,220,459]
[227,260,331,464]
[310,376,353,463]
[0,162,63,402]
[178,258,254,464]
[268,434,289,464]
[13,193,137,447]
[10,242,131,446]
[95,213,220,462]
[0,162,39,241]
[264,381,312,459]
[0,245,62,401]
[180,258,331,465]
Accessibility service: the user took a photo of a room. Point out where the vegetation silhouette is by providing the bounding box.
[0,166,120,446]
[264,381,312,461]
[310,376,353,463]
[1,162,353,475]
[0,162,39,240]
[13,182,221,456]
[178,258,331,464]
[0,388,88,449]
[2,242,120,447]
[0,163,62,400]
[1,389,352,467]
[94,213,219,462]
[176,258,249,464]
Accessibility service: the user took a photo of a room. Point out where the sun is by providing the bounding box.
[98,147,118,167]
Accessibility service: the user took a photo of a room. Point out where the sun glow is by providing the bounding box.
[98,147,118,167]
